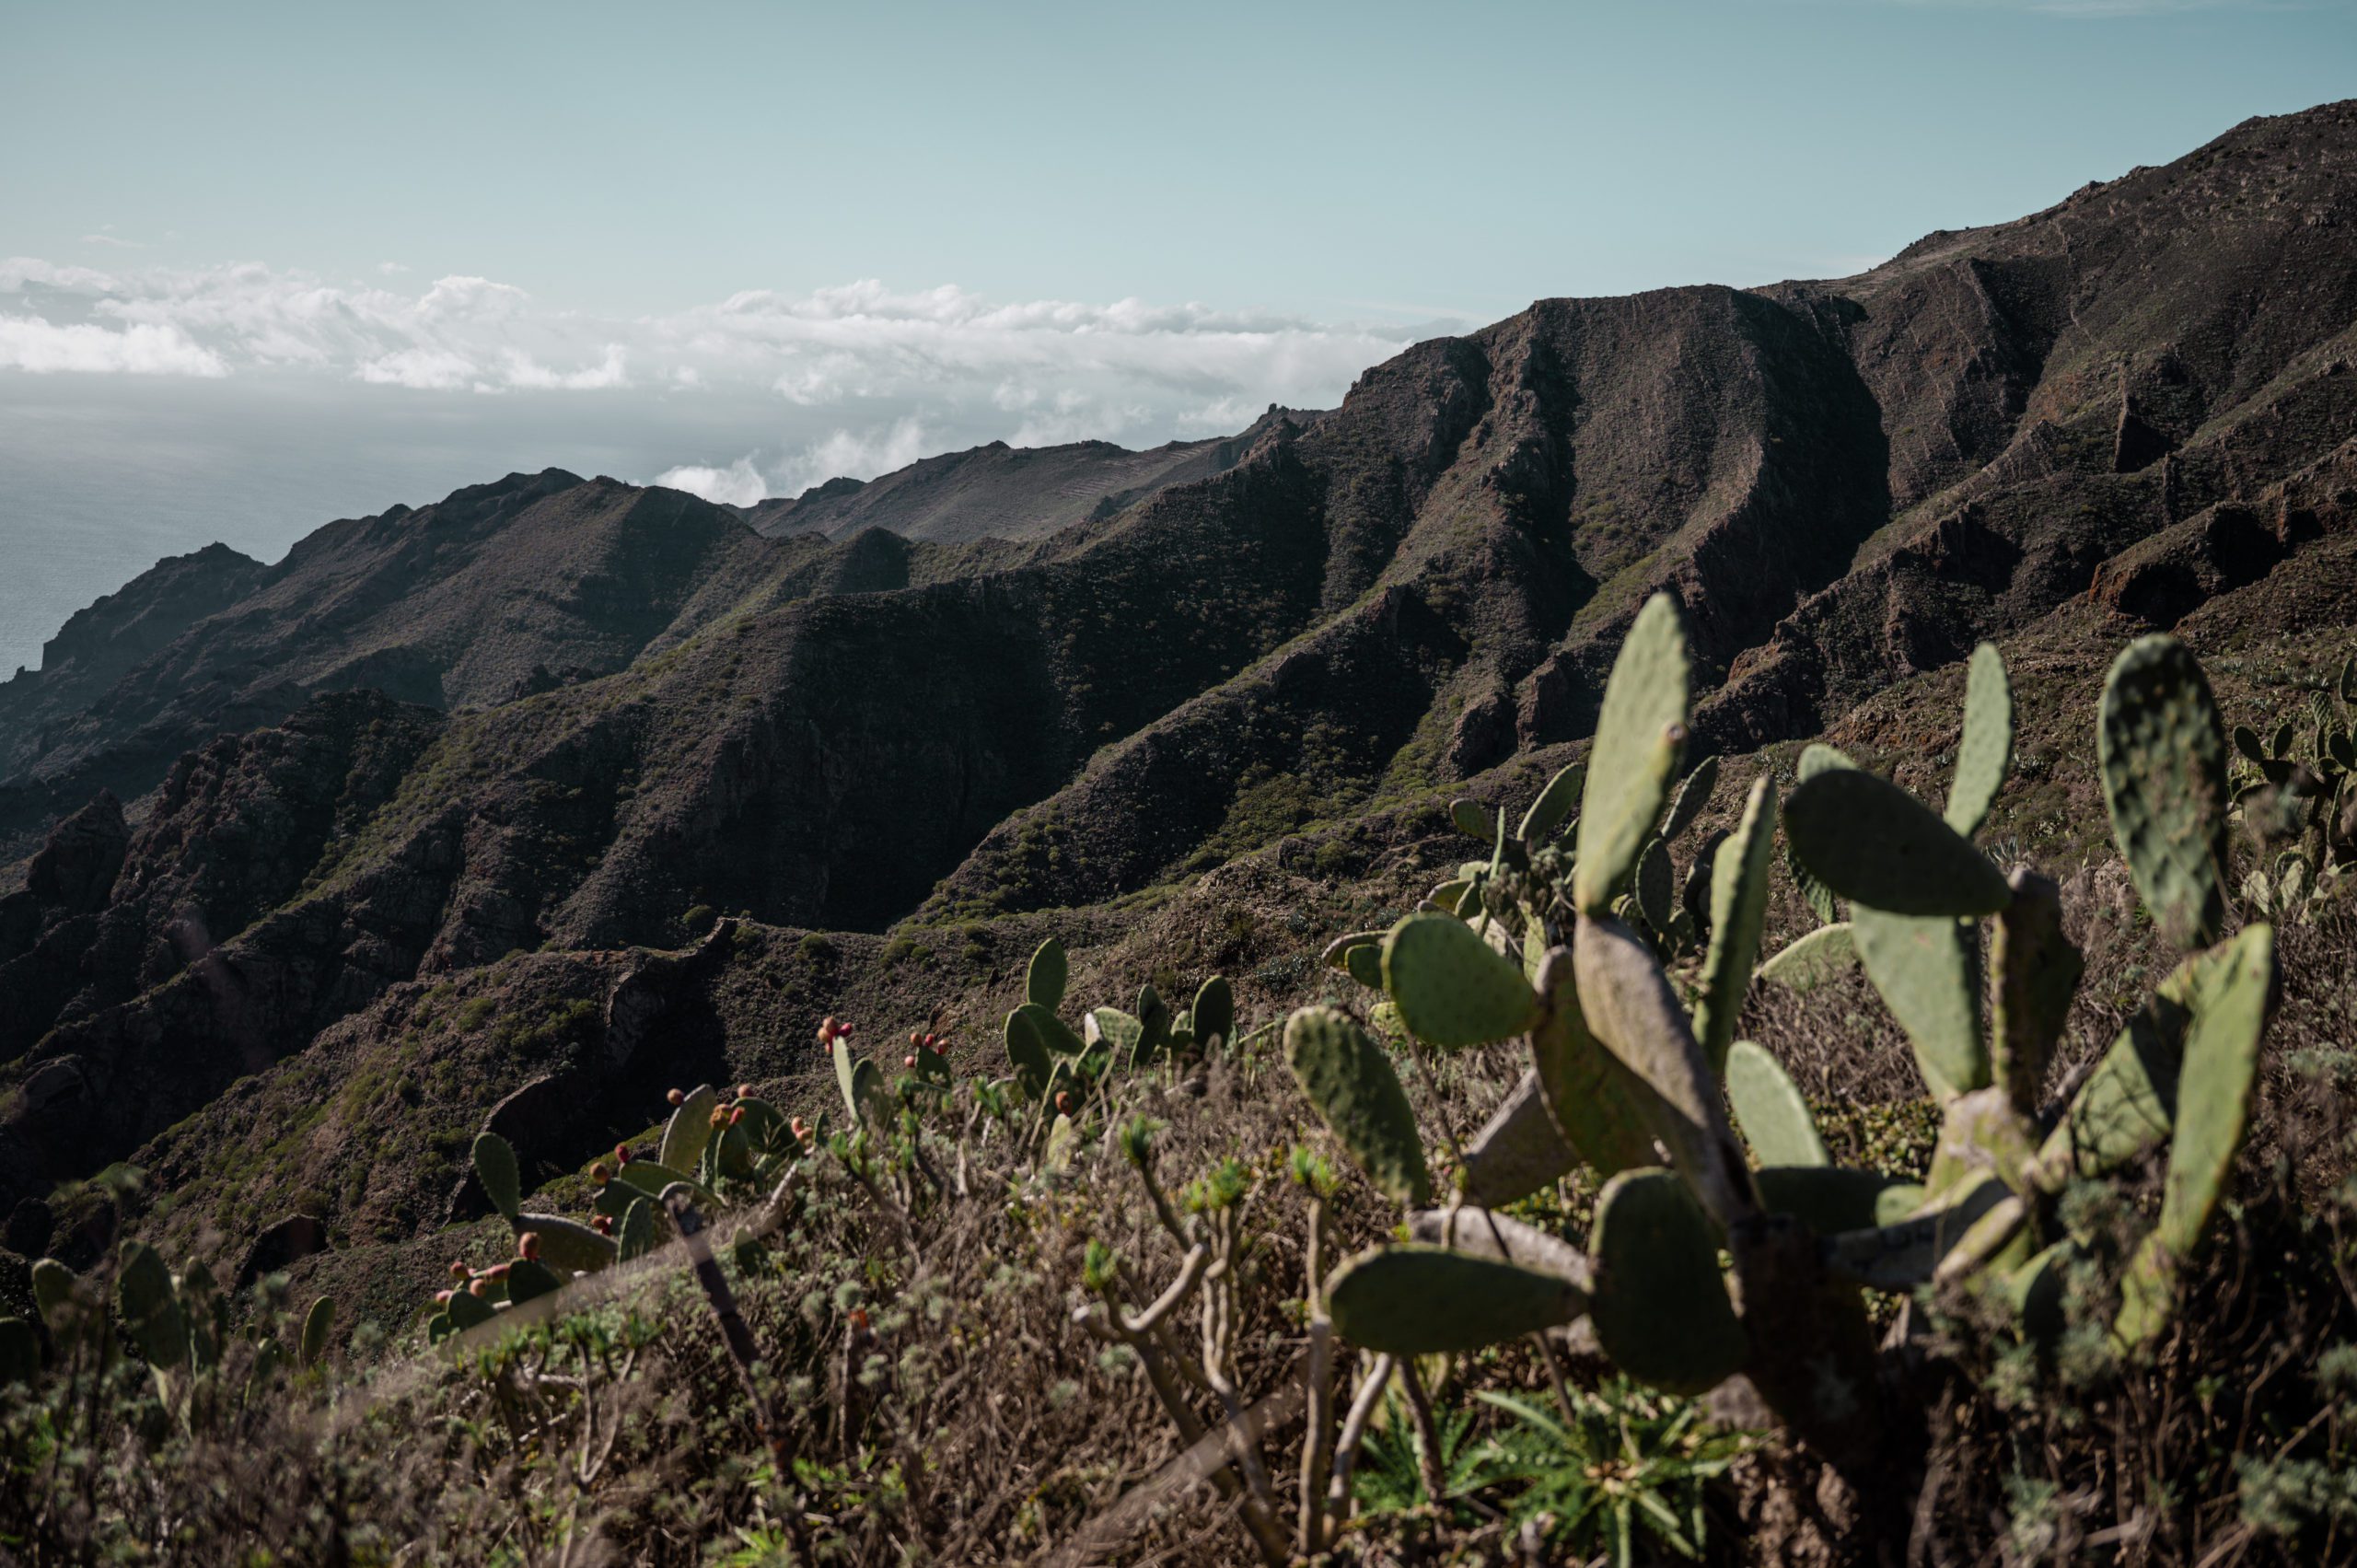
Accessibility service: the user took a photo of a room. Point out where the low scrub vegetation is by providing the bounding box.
[6,604,2356,1565]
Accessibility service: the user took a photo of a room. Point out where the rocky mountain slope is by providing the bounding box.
[2,99,2354,1272]
[737,405,1320,542]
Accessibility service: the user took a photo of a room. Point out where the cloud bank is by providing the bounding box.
[1,256,1426,502]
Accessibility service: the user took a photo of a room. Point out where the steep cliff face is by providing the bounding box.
[4,101,2357,1237]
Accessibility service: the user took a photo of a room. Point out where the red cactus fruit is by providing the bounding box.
[1055,1091,1074,1115]
[435,1289,454,1306]
[517,1232,541,1261]
[485,1263,510,1281]
[469,1277,490,1298]
[728,1105,747,1126]
[592,1214,614,1235]
[850,1307,871,1332]
[708,1107,727,1128]
[910,1030,923,1047]
[590,1162,610,1186]
[903,1054,917,1068]
[448,1260,469,1280]
[667,1087,685,1106]
[614,1143,632,1166]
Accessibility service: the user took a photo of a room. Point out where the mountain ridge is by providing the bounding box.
[2,98,2354,1240]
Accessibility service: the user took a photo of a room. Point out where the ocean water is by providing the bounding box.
[0,377,793,676]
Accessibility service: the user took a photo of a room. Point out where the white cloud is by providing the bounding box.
[82,233,149,250]
[772,418,933,497]
[0,316,226,376]
[417,274,528,321]
[0,253,1424,495]
[377,261,409,275]
[656,456,769,506]
[353,346,477,389]
[0,257,121,293]
[500,343,629,390]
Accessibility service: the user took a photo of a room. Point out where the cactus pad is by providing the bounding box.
[1191,976,1235,1050]
[1086,1005,1144,1064]
[445,1287,494,1333]
[1725,1040,1829,1167]
[2115,923,2276,1345]
[1757,922,1856,993]
[1694,776,1777,1073]
[1784,769,2013,917]
[515,1214,618,1275]
[1518,760,1585,847]
[117,1241,187,1370]
[1659,754,1720,845]
[505,1258,565,1305]
[1991,868,2082,1114]
[1283,1006,1431,1206]
[2044,981,2190,1179]
[1752,1167,1921,1234]
[1027,936,1068,1011]
[1326,1244,1587,1354]
[1634,836,1674,933]
[2098,635,2229,950]
[1527,948,1658,1177]
[1450,797,1499,843]
[1406,1207,1591,1286]
[1852,907,1988,1099]
[1574,594,1691,914]
[298,1295,334,1369]
[1380,912,1539,1049]
[1458,1069,1579,1206]
[30,1259,75,1329]
[1588,1170,1747,1395]
[1945,642,2013,837]
[1573,915,1755,1225]
[472,1132,521,1220]
[662,1086,719,1171]
[1820,1174,2014,1292]
[617,1195,660,1262]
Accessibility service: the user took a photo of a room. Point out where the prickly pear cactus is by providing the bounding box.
[1588,1169,1747,1396]
[1190,975,1235,1051]
[1783,767,2013,918]
[1572,913,1754,1226]
[1850,907,1988,1101]
[2098,634,2230,950]
[473,1131,522,1220]
[1724,1040,1828,1167]
[2114,923,2276,1344]
[1574,594,1690,914]
[1518,760,1584,847]
[1380,912,1538,1048]
[1694,776,1776,1074]
[118,1241,188,1370]
[1945,642,2013,837]
[1326,1244,1587,1355]
[1283,1006,1430,1206]
[1756,922,1856,993]
[1027,936,1068,1011]
[298,1295,335,1370]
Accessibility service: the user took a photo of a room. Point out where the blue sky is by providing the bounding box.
[0,0,2351,669]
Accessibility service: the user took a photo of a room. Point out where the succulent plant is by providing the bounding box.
[1002,935,1235,1111]
[1283,599,2279,1490]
